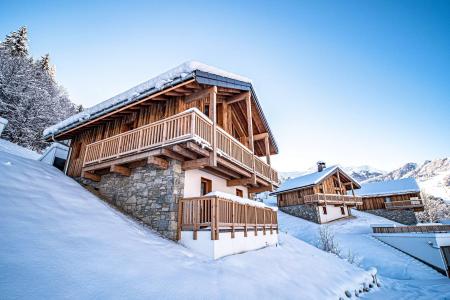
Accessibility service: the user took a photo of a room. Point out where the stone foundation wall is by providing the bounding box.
[280,204,320,224]
[365,209,418,225]
[79,159,184,240]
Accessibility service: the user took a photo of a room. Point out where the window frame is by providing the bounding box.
[200,177,212,196]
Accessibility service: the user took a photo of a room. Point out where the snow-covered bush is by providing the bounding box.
[416,193,450,223]
[0,26,77,151]
[318,226,341,256]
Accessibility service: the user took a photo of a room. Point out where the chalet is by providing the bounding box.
[271,162,362,224]
[43,61,279,258]
[354,178,424,225]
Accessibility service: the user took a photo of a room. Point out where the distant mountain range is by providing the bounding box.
[280,158,450,201]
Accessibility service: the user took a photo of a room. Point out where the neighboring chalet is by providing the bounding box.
[354,178,424,225]
[271,162,362,224]
[43,61,279,258]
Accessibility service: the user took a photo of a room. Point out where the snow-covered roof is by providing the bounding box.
[0,117,8,126]
[0,139,40,160]
[354,178,420,197]
[39,142,69,161]
[43,61,251,138]
[206,191,277,211]
[272,165,348,195]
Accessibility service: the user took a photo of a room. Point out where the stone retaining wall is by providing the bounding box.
[280,204,321,224]
[79,159,184,240]
[365,208,418,225]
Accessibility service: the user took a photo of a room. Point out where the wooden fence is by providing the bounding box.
[177,196,278,240]
[372,225,450,234]
[83,108,279,184]
[385,199,423,210]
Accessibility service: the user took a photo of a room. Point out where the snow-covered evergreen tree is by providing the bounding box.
[416,193,450,223]
[0,26,77,151]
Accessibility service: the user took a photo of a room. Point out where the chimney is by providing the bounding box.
[317,161,326,172]
[0,117,7,137]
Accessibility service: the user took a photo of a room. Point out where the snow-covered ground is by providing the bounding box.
[271,198,450,299]
[0,138,39,160]
[0,150,376,299]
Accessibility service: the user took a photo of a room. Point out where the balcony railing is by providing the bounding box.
[304,194,363,205]
[83,108,279,184]
[177,196,278,240]
[384,199,424,210]
[372,224,450,234]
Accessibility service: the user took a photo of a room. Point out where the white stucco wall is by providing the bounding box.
[183,169,249,198]
[373,233,450,272]
[180,230,278,259]
[318,204,349,223]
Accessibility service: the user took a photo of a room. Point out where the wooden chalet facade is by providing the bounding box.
[43,61,279,257]
[271,163,362,224]
[354,178,424,224]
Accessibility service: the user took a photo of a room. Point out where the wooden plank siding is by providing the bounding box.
[358,192,422,210]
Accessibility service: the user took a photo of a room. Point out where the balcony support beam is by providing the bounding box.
[110,165,131,177]
[81,171,101,182]
[185,142,210,157]
[248,184,273,194]
[182,157,209,171]
[147,156,169,170]
[171,145,197,160]
[209,86,218,167]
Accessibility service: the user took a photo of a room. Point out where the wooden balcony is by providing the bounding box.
[304,194,363,206]
[384,199,424,211]
[177,196,278,240]
[82,108,279,187]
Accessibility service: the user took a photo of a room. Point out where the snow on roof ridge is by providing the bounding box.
[273,165,340,194]
[43,60,251,137]
[354,178,420,197]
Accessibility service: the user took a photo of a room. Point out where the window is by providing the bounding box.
[203,104,210,117]
[340,206,345,215]
[319,186,324,194]
[236,189,243,197]
[322,206,327,215]
[200,177,212,196]
[384,197,391,203]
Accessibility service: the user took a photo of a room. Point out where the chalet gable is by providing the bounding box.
[271,165,361,195]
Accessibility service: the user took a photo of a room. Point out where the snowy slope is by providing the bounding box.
[0,138,39,160]
[0,150,375,300]
[274,204,450,299]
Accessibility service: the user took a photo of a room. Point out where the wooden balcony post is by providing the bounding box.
[350,182,355,196]
[176,199,183,241]
[211,197,216,240]
[263,209,266,235]
[116,136,123,157]
[215,197,219,240]
[231,201,235,239]
[244,204,248,237]
[270,212,273,235]
[254,206,258,236]
[209,86,218,167]
[191,110,196,138]
[222,100,229,132]
[193,200,198,240]
[246,93,257,185]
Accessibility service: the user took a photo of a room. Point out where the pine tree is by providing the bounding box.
[3,26,28,57]
[37,54,56,78]
[0,26,77,151]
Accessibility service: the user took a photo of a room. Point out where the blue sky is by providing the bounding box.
[1,0,449,171]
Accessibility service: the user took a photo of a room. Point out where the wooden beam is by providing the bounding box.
[217,158,252,177]
[182,158,209,171]
[185,142,210,157]
[248,184,273,194]
[209,86,218,167]
[171,145,197,160]
[264,135,271,165]
[222,101,229,132]
[184,86,215,103]
[81,171,101,182]
[227,91,250,105]
[227,178,253,187]
[159,148,185,162]
[253,132,268,141]
[110,165,131,176]
[246,93,257,186]
[147,156,168,170]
